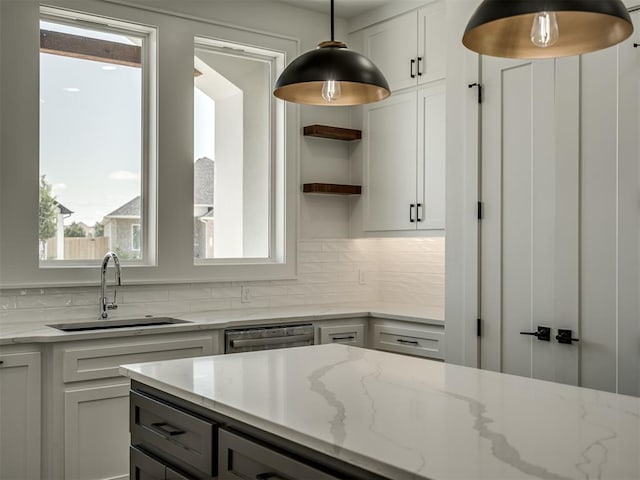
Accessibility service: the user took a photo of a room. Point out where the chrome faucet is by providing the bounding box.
[100,251,122,319]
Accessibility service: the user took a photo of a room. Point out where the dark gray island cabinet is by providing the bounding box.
[129,380,387,480]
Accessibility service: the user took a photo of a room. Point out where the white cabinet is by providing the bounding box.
[370,319,444,360]
[44,332,219,480]
[316,319,367,347]
[0,349,41,480]
[363,84,446,232]
[362,1,445,93]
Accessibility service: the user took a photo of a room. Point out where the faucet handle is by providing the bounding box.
[106,303,118,311]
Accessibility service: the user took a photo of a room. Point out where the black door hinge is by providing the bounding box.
[468,82,482,104]
[477,318,482,337]
[477,201,483,220]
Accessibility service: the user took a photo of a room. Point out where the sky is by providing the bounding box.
[40,20,214,225]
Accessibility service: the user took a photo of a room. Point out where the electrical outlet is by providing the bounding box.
[358,269,366,285]
[241,286,251,303]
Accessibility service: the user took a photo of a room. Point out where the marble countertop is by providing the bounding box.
[0,303,443,344]
[120,343,640,480]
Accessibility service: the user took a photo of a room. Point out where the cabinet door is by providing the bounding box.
[417,1,446,85]
[363,90,417,231]
[64,382,130,480]
[363,11,417,92]
[417,84,446,230]
[130,446,166,480]
[0,351,41,480]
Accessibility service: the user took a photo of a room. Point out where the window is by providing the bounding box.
[0,1,297,287]
[38,12,153,265]
[193,40,276,262]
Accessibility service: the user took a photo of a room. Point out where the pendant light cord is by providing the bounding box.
[331,0,335,41]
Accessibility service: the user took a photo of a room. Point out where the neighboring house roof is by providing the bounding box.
[54,201,73,215]
[104,157,214,220]
[194,157,214,206]
[104,195,140,218]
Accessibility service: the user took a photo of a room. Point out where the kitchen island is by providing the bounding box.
[120,343,640,480]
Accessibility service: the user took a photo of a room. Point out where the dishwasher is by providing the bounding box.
[224,323,315,353]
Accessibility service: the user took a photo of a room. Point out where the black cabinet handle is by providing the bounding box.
[332,336,355,341]
[416,203,423,222]
[150,422,186,438]
[556,329,579,344]
[520,326,551,342]
[410,58,416,78]
[256,473,286,480]
[397,339,419,345]
[417,56,423,76]
[409,204,415,222]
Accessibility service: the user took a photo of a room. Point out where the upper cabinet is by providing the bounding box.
[362,1,446,93]
[362,85,446,232]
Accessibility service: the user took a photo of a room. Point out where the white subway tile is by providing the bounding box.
[120,289,169,304]
[0,296,16,310]
[299,252,340,263]
[189,299,233,313]
[17,294,73,309]
[231,297,270,309]
[298,241,323,252]
[169,287,212,301]
[211,286,241,298]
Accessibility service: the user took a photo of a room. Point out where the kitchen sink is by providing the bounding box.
[48,317,192,332]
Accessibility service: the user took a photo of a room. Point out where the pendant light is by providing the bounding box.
[462,0,633,59]
[273,0,390,106]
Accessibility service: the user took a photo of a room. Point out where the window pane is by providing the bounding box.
[194,45,271,260]
[39,19,144,262]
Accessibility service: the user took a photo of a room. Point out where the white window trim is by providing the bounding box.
[0,0,298,288]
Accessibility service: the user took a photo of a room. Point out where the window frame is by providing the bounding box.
[0,0,298,288]
[37,7,157,269]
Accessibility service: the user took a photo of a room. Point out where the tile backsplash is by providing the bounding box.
[0,238,444,325]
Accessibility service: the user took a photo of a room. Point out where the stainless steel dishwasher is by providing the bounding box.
[224,323,314,353]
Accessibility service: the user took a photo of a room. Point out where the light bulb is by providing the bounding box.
[530,11,559,48]
[321,80,342,102]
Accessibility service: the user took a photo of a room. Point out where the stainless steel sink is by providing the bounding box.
[48,317,191,332]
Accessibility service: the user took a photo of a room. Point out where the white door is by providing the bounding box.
[417,1,446,85]
[480,55,580,384]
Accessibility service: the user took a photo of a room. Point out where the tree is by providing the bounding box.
[94,222,104,237]
[64,222,86,238]
[39,175,57,259]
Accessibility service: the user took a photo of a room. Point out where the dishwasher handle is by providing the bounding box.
[229,333,314,349]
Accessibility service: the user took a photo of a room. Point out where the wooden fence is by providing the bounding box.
[46,237,110,260]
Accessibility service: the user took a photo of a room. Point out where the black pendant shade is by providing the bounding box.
[274,41,390,106]
[462,0,633,58]
[273,0,390,106]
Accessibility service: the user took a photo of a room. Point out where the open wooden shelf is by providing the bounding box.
[302,183,362,195]
[303,125,362,141]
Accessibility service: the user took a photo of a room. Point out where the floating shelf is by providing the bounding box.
[303,125,362,141]
[303,183,362,195]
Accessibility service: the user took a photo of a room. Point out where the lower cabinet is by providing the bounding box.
[0,349,41,480]
[370,319,444,360]
[44,331,219,480]
[130,382,386,480]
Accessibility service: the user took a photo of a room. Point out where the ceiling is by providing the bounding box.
[277,0,391,19]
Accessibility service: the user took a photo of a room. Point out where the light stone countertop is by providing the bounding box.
[0,303,443,345]
[120,343,640,480]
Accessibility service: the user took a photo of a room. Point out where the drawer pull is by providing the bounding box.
[256,473,286,480]
[332,335,355,341]
[396,339,419,345]
[150,422,186,438]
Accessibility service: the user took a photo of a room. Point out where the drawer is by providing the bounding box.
[319,324,365,347]
[373,324,444,360]
[131,391,218,476]
[130,446,191,480]
[61,335,216,383]
[218,428,340,480]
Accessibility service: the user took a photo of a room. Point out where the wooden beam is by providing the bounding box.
[40,29,142,67]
